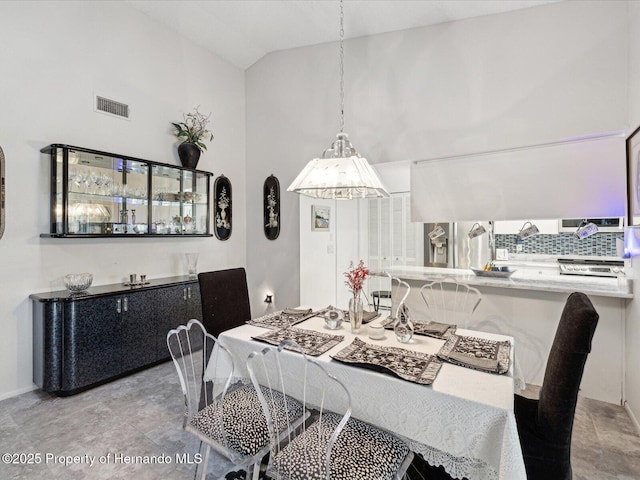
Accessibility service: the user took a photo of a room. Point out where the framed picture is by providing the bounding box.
[214,174,232,240]
[312,205,330,231]
[264,175,280,240]
[627,125,640,226]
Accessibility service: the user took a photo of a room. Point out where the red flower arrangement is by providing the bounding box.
[344,260,369,296]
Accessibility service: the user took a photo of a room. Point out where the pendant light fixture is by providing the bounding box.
[287,0,389,200]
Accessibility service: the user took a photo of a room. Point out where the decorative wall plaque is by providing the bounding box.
[214,174,232,240]
[0,146,4,240]
[263,175,280,240]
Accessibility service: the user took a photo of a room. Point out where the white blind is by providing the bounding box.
[410,135,626,222]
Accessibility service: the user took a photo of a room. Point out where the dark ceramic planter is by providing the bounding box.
[178,142,201,169]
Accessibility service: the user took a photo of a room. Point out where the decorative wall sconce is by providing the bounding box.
[467,222,487,239]
[264,294,273,304]
[573,219,599,240]
[518,221,539,240]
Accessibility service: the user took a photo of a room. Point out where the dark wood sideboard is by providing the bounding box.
[30,276,202,396]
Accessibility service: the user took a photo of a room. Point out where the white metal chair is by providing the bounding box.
[247,339,414,480]
[167,319,306,480]
[419,277,482,328]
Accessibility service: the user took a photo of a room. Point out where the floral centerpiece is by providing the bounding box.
[344,260,369,333]
[171,106,214,169]
[344,259,369,296]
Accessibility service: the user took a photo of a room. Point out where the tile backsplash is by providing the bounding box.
[495,233,622,257]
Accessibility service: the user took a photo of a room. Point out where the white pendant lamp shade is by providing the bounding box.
[287,133,389,199]
[287,0,390,200]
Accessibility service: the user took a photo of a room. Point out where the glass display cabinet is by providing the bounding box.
[41,144,212,237]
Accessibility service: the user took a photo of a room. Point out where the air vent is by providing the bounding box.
[95,95,130,120]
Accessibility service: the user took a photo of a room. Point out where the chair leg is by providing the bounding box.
[201,445,211,480]
[193,441,204,480]
[247,460,261,480]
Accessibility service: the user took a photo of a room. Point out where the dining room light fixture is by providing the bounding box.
[286,0,389,200]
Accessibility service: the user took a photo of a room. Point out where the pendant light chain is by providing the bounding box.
[339,0,345,134]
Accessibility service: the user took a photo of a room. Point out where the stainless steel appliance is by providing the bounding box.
[557,258,624,277]
[424,223,454,267]
[423,221,492,269]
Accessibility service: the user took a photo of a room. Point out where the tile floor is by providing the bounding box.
[0,361,638,479]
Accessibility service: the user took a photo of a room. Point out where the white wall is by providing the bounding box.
[625,0,640,430]
[0,1,247,400]
[245,0,629,322]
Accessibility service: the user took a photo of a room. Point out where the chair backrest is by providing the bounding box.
[247,340,352,480]
[364,271,392,312]
[166,319,237,446]
[538,292,599,445]
[198,268,251,337]
[419,277,482,328]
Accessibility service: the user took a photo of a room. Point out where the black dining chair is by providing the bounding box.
[198,268,252,338]
[514,291,599,480]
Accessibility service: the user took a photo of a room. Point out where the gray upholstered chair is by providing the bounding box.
[198,268,251,337]
[514,291,599,480]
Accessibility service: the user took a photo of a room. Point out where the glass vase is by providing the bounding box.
[394,303,414,343]
[349,294,364,333]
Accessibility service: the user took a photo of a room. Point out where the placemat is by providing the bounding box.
[380,317,456,339]
[437,334,511,374]
[361,311,381,324]
[252,327,344,356]
[247,308,318,330]
[332,338,442,385]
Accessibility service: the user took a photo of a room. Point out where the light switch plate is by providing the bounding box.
[496,248,509,260]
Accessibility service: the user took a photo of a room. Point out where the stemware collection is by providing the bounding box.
[65,166,203,234]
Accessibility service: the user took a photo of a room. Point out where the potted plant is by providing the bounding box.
[172,106,213,169]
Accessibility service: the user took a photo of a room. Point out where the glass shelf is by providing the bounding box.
[41,144,212,237]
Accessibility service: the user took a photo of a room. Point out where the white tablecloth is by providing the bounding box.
[214,314,526,480]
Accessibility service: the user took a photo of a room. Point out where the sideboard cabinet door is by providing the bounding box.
[62,296,123,392]
[121,290,158,372]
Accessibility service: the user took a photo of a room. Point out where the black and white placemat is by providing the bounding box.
[332,337,442,385]
[380,317,456,339]
[252,326,344,356]
[437,334,511,374]
[247,308,318,330]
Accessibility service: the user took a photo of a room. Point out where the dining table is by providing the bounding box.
[212,308,526,480]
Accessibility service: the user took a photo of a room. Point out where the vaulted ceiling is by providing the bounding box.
[127,0,561,69]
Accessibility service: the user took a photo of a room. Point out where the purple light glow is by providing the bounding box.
[623,227,640,258]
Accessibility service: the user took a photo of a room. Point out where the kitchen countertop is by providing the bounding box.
[383,265,632,299]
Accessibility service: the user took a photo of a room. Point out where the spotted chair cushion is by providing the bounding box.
[190,383,304,458]
[271,413,410,480]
